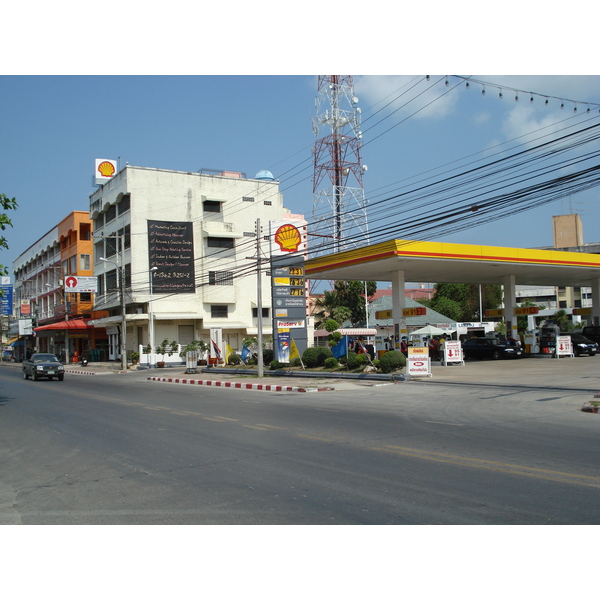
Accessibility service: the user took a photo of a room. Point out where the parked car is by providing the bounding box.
[22,353,65,381]
[462,337,523,360]
[561,332,598,357]
[581,326,600,346]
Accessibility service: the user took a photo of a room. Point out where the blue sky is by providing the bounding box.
[3,7,600,281]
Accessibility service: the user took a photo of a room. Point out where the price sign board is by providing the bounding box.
[556,336,573,357]
[443,340,464,365]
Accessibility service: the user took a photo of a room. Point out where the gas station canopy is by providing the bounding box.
[304,239,600,287]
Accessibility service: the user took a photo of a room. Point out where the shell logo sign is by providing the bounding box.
[94,159,118,182]
[274,224,301,253]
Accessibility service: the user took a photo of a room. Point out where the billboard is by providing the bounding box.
[148,220,196,293]
[64,276,98,293]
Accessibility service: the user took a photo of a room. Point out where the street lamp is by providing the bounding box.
[148,266,158,367]
[100,257,127,371]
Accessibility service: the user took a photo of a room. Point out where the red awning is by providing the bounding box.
[34,319,92,332]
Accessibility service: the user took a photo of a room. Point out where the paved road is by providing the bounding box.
[1,357,599,524]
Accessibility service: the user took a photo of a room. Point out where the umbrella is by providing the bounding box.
[409,325,446,336]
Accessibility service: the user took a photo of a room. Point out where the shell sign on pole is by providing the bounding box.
[270,221,306,257]
[94,159,118,185]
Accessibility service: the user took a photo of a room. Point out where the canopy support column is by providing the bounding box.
[592,277,600,326]
[391,270,406,350]
[503,275,517,339]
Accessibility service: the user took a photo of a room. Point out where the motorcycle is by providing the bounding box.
[80,356,89,367]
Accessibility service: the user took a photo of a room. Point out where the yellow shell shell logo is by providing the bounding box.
[97,161,116,178]
[275,224,301,252]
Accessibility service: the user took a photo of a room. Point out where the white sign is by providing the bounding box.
[64,276,98,293]
[556,336,573,357]
[95,158,118,183]
[276,320,305,329]
[18,318,33,336]
[443,341,464,365]
[407,356,432,378]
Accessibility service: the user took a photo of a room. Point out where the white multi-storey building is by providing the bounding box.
[89,165,307,363]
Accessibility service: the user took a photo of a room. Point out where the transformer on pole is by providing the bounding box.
[311,76,369,259]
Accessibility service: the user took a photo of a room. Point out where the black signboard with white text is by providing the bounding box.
[148,220,195,293]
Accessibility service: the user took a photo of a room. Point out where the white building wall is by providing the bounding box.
[90,166,302,356]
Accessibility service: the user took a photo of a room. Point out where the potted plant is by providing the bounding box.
[131,351,140,366]
[156,338,178,367]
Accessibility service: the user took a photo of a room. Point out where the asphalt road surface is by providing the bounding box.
[1,361,599,525]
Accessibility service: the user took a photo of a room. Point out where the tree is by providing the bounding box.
[429,283,502,321]
[333,280,377,326]
[312,281,376,328]
[0,193,17,279]
[552,309,571,331]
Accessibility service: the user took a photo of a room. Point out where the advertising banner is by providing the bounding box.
[0,284,13,316]
[148,220,195,293]
[277,331,291,363]
[64,276,98,293]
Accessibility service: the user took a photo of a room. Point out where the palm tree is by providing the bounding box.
[552,309,571,331]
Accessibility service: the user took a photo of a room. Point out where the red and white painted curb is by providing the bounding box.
[147,376,334,393]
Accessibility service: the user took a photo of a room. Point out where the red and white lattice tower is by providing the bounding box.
[311,75,369,257]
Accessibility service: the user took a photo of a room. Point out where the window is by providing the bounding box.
[242,197,254,202]
[117,225,131,250]
[178,325,194,346]
[203,200,221,213]
[70,256,77,273]
[209,271,233,286]
[106,269,117,291]
[94,214,104,230]
[264,200,272,206]
[118,194,131,214]
[80,292,91,302]
[211,305,228,318]
[80,254,90,270]
[106,237,117,258]
[207,237,234,249]
[105,204,117,223]
[252,308,269,318]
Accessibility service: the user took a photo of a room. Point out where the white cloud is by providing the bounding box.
[354,75,460,121]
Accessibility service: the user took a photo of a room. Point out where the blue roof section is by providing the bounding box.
[255,170,275,181]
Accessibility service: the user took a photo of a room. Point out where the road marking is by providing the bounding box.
[370,445,600,489]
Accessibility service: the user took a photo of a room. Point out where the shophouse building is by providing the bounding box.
[88,165,307,364]
[12,210,108,361]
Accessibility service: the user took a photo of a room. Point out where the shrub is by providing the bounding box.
[346,351,369,370]
[302,347,321,368]
[227,353,242,365]
[324,357,338,369]
[316,346,333,365]
[290,357,302,367]
[379,350,406,374]
[270,360,285,370]
[263,349,274,364]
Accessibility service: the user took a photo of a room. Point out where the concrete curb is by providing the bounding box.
[147,376,335,393]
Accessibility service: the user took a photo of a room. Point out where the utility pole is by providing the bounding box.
[256,219,264,378]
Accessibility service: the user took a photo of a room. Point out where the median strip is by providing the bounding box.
[146,376,334,393]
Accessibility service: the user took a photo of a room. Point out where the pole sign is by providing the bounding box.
[64,276,98,293]
[270,221,308,363]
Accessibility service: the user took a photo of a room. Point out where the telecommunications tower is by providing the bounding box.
[311,75,369,257]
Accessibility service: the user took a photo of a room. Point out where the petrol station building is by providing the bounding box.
[304,239,600,351]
